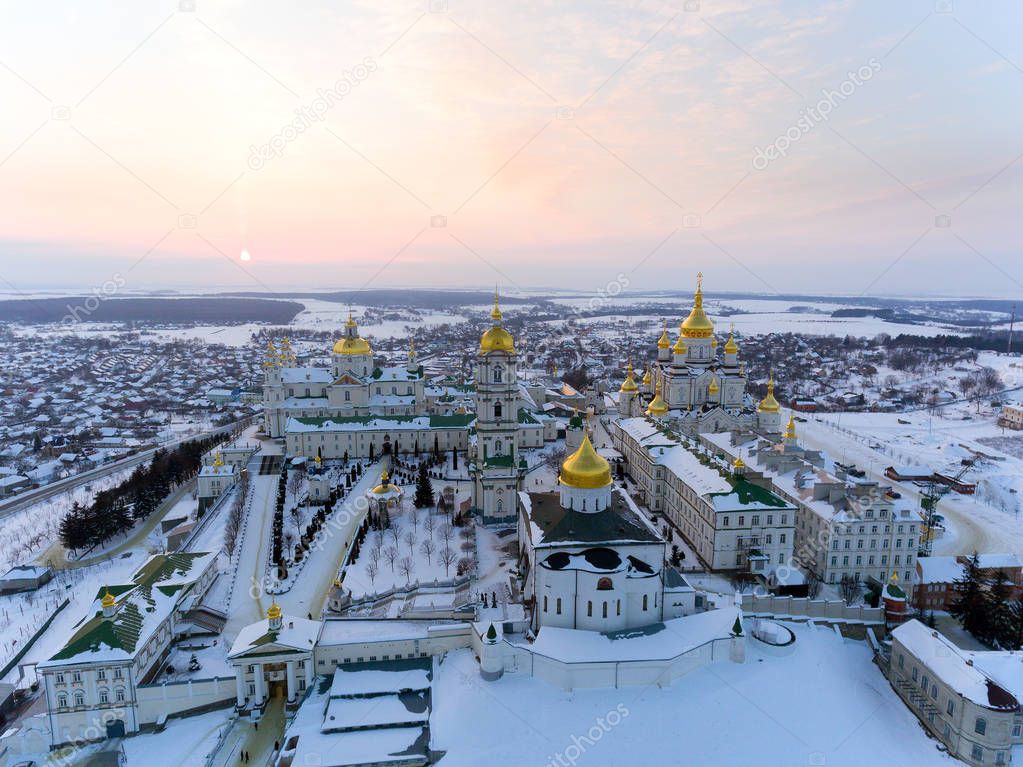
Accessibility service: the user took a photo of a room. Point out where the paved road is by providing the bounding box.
[797,414,1000,558]
[0,416,255,521]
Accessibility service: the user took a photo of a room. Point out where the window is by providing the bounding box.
[1013,724,1021,737]
[494,401,502,419]
[723,516,730,527]
[975,717,987,736]
[556,598,562,615]
[946,700,954,716]
[97,669,106,681]
[56,673,65,685]
[596,577,613,591]
[781,514,788,524]
[931,684,937,699]
[74,691,84,707]
[971,745,983,762]
[73,671,82,683]
[921,674,928,691]
[544,596,548,612]
[116,688,125,703]
[602,602,608,618]
[114,668,122,679]
[752,515,760,526]
[617,600,621,616]
[912,667,918,681]
[57,693,68,708]
[767,515,773,525]
[780,534,786,544]
[643,595,648,611]
[587,601,592,617]
[831,556,837,566]
[493,366,503,383]
[99,689,109,704]
[995,752,1005,766]
[738,516,745,526]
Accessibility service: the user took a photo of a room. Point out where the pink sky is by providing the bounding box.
[1,0,1021,296]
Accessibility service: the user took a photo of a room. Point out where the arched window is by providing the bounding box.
[587,601,592,617]
[494,401,502,419]
[115,688,126,703]
[596,577,613,591]
[642,594,648,611]
[57,693,68,709]
[602,601,608,618]
[99,688,109,704]
[543,596,548,612]
[616,600,621,616]
[975,717,987,736]
[74,691,85,707]
[556,598,562,615]
[495,440,503,455]
[496,499,503,514]
[493,366,503,383]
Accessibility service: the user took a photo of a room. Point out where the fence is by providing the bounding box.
[740,593,883,624]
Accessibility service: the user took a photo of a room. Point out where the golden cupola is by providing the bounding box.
[646,379,669,417]
[620,362,639,393]
[333,312,373,356]
[784,414,797,441]
[672,328,687,354]
[642,368,652,386]
[479,292,515,354]
[758,373,781,413]
[680,272,715,339]
[724,329,738,355]
[560,433,612,489]
[101,589,116,609]
[266,601,282,621]
[707,374,719,396]
[657,322,671,350]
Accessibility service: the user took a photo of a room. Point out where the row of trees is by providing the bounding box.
[59,435,227,552]
[949,554,1023,650]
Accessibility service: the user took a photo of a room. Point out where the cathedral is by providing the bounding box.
[262,296,546,525]
[618,274,782,435]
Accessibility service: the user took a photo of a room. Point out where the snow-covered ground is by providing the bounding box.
[431,621,956,767]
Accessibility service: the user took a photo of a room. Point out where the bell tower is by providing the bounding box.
[470,293,524,524]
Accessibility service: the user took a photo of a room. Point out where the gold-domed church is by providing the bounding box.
[617,273,782,435]
[516,431,696,633]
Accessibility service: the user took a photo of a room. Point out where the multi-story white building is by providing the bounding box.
[38,552,217,746]
[890,620,1023,767]
[612,417,795,573]
[703,424,921,586]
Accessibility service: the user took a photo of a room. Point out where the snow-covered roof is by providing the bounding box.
[328,667,430,698]
[522,606,741,664]
[228,614,322,659]
[892,620,1019,712]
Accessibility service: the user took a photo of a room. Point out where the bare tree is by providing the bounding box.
[439,522,455,548]
[288,468,305,508]
[840,575,860,606]
[440,546,456,576]
[423,514,435,539]
[398,556,414,584]
[387,523,401,547]
[419,538,435,565]
[805,571,822,599]
[366,561,378,587]
[403,528,417,555]
[383,545,398,573]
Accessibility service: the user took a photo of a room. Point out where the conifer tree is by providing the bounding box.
[414,463,435,508]
[949,552,990,641]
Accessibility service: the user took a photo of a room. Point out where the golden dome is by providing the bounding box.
[560,433,612,489]
[733,456,745,470]
[620,362,639,393]
[758,373,781,413]
[267,601,282,621]
[784,414,797,440]
[333,312,373,355]
[480,293,515,354]
[646,379,669,417]
[672,329,687,355]
[371,468,399,495]
[657,321,671,349]
[642,368,652,385]
[708,374,719,395]
[681,272,715,339]
[101,590,116,609]
[724,331,738,355]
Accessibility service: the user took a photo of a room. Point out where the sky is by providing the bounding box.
[0,0,1021,298]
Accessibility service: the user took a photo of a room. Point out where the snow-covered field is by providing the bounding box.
[431,621,955,767]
